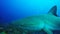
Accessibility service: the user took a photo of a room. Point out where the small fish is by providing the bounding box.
[8,5,60,34]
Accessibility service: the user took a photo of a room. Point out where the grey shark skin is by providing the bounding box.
[6,6,60,34]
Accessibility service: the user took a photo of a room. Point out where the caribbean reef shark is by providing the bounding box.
[0,5,60,34]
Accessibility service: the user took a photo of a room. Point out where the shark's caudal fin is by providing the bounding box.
[48,5,57,16]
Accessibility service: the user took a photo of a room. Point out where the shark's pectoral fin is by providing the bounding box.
[48,5,58,17]
[43,27,53,34]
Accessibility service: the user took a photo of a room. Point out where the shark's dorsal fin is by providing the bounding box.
[48,5,57,16]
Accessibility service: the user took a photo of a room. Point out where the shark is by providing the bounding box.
[9,5,60,34]
[0,5,60,34]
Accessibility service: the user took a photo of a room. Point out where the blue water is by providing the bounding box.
[0,0,60,34]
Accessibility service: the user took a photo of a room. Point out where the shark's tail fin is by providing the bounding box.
[48,5,58,17]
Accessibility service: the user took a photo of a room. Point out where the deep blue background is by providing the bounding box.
[0,0,60,34]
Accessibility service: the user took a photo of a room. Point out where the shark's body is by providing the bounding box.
[0,5,60,34]
[12,14,60,30]
[10,6,60,34]
[9,5,60,34]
